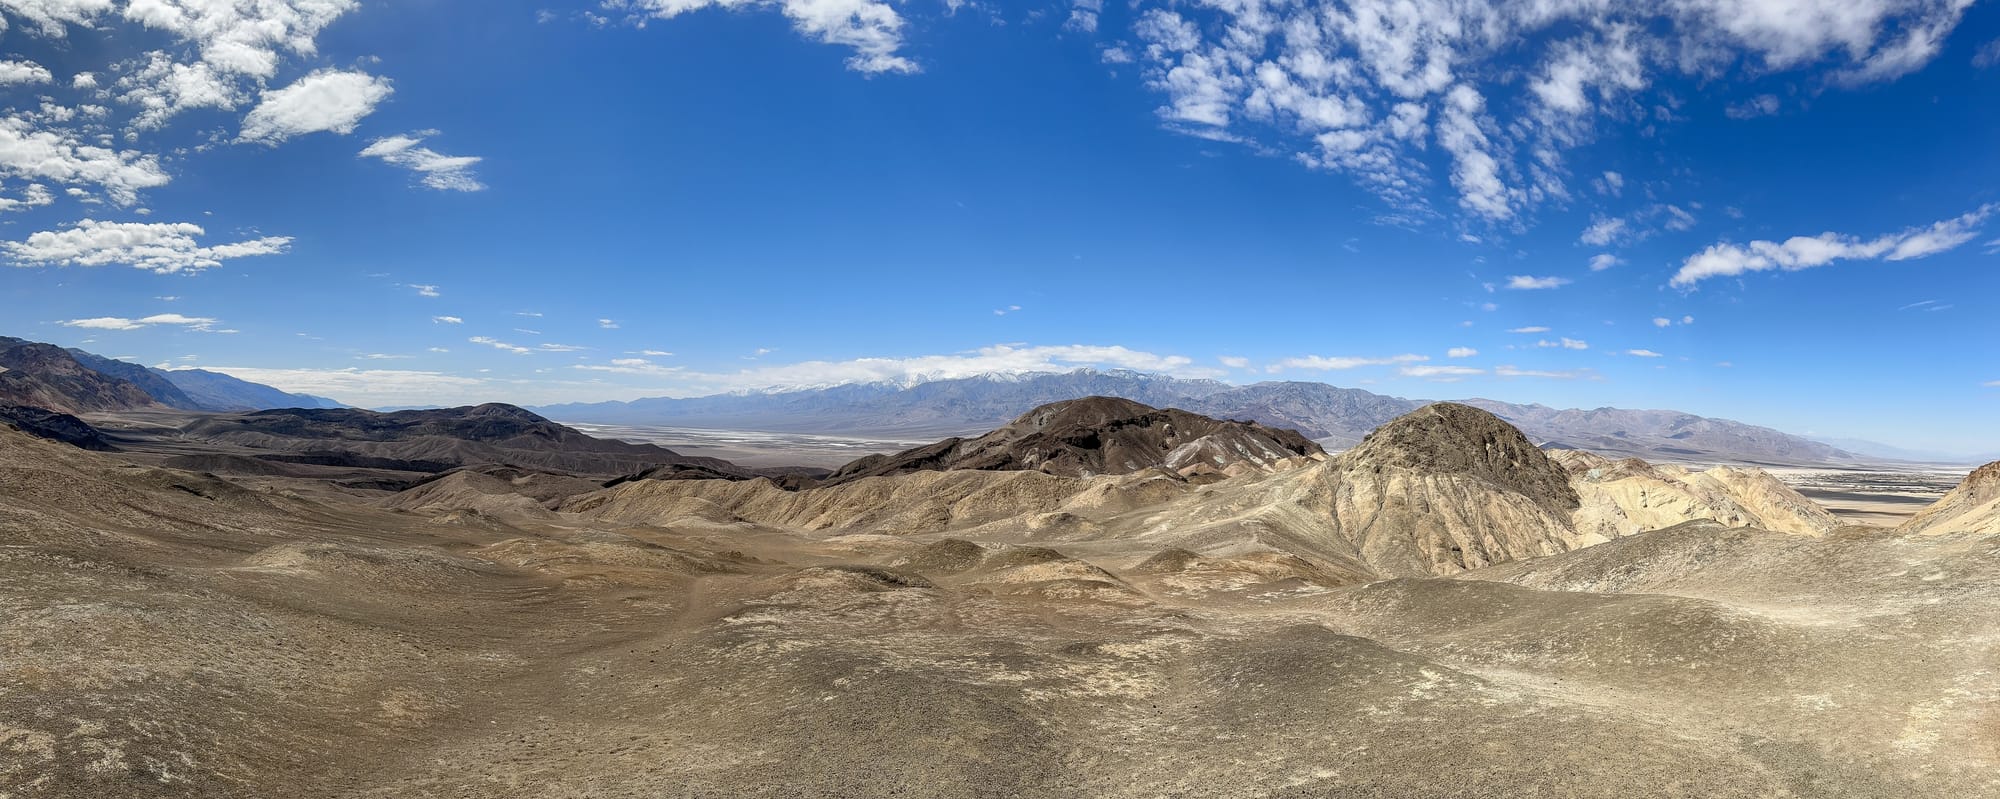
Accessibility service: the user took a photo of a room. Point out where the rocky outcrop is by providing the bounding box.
[1549,449,1841,538]
[1898,462,2000,535]
[0,405,116,450]
[823,396,1321,485]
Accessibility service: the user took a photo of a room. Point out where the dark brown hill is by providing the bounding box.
[174,403,752,477]
[0,337,160,414]
[822,396,1321,485]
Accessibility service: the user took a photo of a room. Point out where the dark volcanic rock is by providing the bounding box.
[822,396,1322,485]
[176,403,750,477]
[1342,401,1579,516]
[0,405,117,450]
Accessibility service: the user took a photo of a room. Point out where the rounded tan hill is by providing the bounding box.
[1899,461,2000,535]
[1549,449,1841,539]
[565,402,1591,578]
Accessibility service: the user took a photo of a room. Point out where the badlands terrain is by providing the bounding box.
[3,391,1998,797]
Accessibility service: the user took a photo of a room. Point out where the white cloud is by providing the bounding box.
[357,353,412,360]
[1653,317,1672,328]
[575,357,684,378]
[1536,337,1588,350]
[1626,349,1664,357]
[1508,326,1550,334]
[1269,354,1427,373]
[597,318,619,329]
[993,304,1022,316]
[59,313,225,332]
[1446,347,1477,358]
[238,69,392,144]
[1401,364,1484,381]
[1496,364,1594,379]
[71,71,97,89]
[200,366,496,408]
[432,315,462,324]
[1726,94,1781,119]
[359,132,484,192]
[1681,315,1694,324]
[1580,217,1628,246]
[1115,0,1971,225]
[634,349,673,357]
[1588,254,1623,271]
[1672,204,1996,287]
[469,336,531,355]
[617,0,917,74]
[595,343,1228,393]
[0,60,53,85]
[1506,275,1570,290]
[1218,355,1251,369]
[0,115,171,205]
[1978,39,2000,69]
[411,284,440,297]
[3,220,289,273]
[537,343,586,352]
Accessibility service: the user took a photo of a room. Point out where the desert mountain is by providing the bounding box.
[1551,449,1841,538]
[0,335,340,413]
[19,393,1993,798]
[1898,461,2000,535]
[0,337,161,414]
[172,403,754,477]
[823,396,1322,485]
[533,368,1857,465]
[151,367,343,411]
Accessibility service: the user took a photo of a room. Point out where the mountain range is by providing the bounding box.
[535,369,1862,466]
[0,336,340,414]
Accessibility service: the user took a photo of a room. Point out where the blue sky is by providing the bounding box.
[1,0,1997,452]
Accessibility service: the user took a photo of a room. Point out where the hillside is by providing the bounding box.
[823,396,1322,485]
[0,337,161,414]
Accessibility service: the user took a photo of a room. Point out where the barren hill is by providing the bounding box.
[823,396,1322,485]
[1899,461,2000,535]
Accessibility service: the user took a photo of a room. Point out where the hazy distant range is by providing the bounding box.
[532,369,1923,467]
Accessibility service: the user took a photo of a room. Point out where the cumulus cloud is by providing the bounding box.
[0,60,53,85]
[359,132,484,192]
[1507,275,1570,290]
[615,0,917,74]
[238,69,393,144]
[1446,347,1478,358]
[1117,0,1969,225]
[0,116,171,205]
[1671,204,1996,287]
[1537,337,1588,350]
[1268,354,1427,373]
[1653,317,1672,327]
[1588,254,1622,271]
[3,220,289,273]
[60,313,227,332]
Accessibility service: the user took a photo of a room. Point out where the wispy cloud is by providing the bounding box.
[598,318,619,329]
[1507,275,1570,290]
[1267,354,1428,373]
[1508,326,1550,334]
[1496,364,1597,380]
[1401,365,1483,381]
[1588,254,1623,271]
[1537,337,1588,350]
[469,336,530,355]
[1673,204,1996,287]
[1446,347,1478,358]
[60,313,231,332]
[1626,349,1664,357]
[432,315,462,324]
[1218,355,1251,369]
[411,284,441,298]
